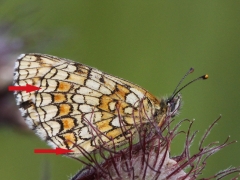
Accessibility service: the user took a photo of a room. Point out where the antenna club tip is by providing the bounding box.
[203,74,209,79]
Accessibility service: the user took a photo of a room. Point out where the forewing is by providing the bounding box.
[13,53,160,156]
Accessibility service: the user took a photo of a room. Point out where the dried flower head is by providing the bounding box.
[69,102,240,180]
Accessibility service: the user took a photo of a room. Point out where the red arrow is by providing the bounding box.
[8,84,41,93]
[34,148,74,155]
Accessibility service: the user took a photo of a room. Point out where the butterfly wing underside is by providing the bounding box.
[13,53,162,156]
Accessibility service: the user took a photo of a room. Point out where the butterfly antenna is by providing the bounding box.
[170,74,208,101]
[171,67,195,96]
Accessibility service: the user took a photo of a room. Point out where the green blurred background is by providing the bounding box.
[0,0,239,179]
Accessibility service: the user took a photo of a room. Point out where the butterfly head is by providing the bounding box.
[157,68,208,127]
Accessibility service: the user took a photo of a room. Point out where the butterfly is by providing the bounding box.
[13,53,188,156]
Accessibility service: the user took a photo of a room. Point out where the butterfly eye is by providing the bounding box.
[167,93,181,117]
